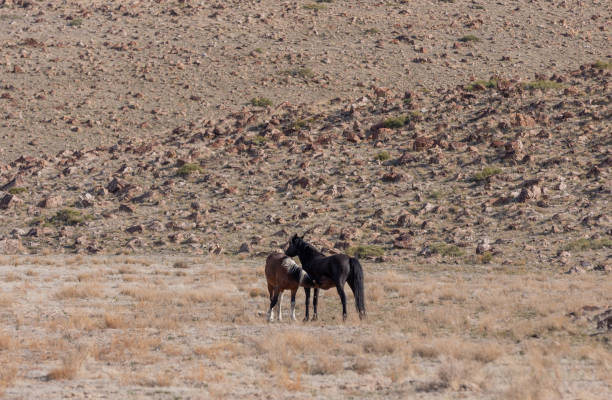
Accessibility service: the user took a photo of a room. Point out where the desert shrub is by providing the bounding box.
[8,187,26,195]
[593,61,611,70]
[347,245,385,259]
[458,34,480,42]
[430,243,464,257]
[50,209,90,226]
[565,238,611,252]
[523,80,564,90]
[376,151,391,161]
[176,163,203,177]
[465,79,497,91]
[251,97,273,107]
[473,166,502,182]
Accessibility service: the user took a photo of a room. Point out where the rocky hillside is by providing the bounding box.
[1,62,610,271]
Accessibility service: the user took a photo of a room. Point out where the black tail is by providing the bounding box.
[348,257,366,319]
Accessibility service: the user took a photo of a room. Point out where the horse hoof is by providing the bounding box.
[303,318,309,322]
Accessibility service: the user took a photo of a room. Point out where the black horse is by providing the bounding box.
[285,234,366,321]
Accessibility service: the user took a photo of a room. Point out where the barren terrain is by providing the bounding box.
[0,0,611,398]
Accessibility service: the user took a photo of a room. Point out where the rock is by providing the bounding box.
[76,193,95,208]
[209,243,224,255]
[413,137,435,151]
[393,234,412,249]
[40,194,63,208]
[126,224,144,234]
[238,242,251,253]
[340,227,361,241]
[396,213,417,227]
[0,239,24,254]
[565,266,585,274]
[0,193,22,209]
[382,171,403,183]
[594,309,612,330]
[558,251,571,265]
[476,238,491,254]
[517,185,542,202]
[0,176,23,191]
[511,113,536,128]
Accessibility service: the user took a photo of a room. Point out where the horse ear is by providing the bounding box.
[300,233,305,239]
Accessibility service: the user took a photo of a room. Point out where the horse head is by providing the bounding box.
[284,233,304,257]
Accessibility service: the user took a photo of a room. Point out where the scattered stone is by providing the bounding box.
[238,242,251,253]
[0,193,22,209]
[0,239,23,254]
[126,224,144,234]
[476,238,491,254]
[39,194,63,208]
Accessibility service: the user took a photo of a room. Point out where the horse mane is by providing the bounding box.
[281,256,305,283]
[296,237,323,257]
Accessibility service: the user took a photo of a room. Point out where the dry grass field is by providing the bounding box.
[1,255,611,399]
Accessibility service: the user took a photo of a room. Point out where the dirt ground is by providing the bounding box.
[0,255,611,399]
[0,0,610,159]
[0,0,611,398]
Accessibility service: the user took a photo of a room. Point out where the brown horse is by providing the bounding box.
[265,252,317,322]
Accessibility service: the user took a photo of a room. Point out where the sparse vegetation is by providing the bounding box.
[347,245,385,259]
[565,238,612,252]
[285,67,314,79]
[458,34,480,42]
[473,166,502,181]
[523,80,564,90]
[8,187,26,195]
[68,18,83,27]
[176,163,204,177]
[593,60,612,70]
[250,97,273,107]
[465,79,497,91]
[49,208,90,226]
[303,3,327,10]
[364,28,379,34]
[375,151,391,161]
[430,242,465,257]
[382,112,422,129]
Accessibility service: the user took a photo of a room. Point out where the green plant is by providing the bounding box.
[565,238,612,252]
[251,97,273,107]
[523,80,564,90]
[430,243,464,257]
[49,209,90,226]
[480,251,493,264]
[429,191,443,200]
[304,3,326,10]
[8,187,26,195]
[593,61,612,70]
[347,245,385,259]
[473,166,502,182]
[285,67,314,79]
[375,151,391,161]
[364,28,379,35]
[251,135,266,146]
[465,79,497,91]
[458,35,480,42]
[382,112,422,129]
[176,163,204,177]
[68,18,83,27]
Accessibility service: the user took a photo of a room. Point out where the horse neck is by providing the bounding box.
[297,244,322,268]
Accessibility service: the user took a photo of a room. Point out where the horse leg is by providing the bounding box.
[267,287,279,322]
[312,288,319,321]
[336,283,348,321]
[303,287,310,322]
[276,291,284,321]
[290,289,297,321]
